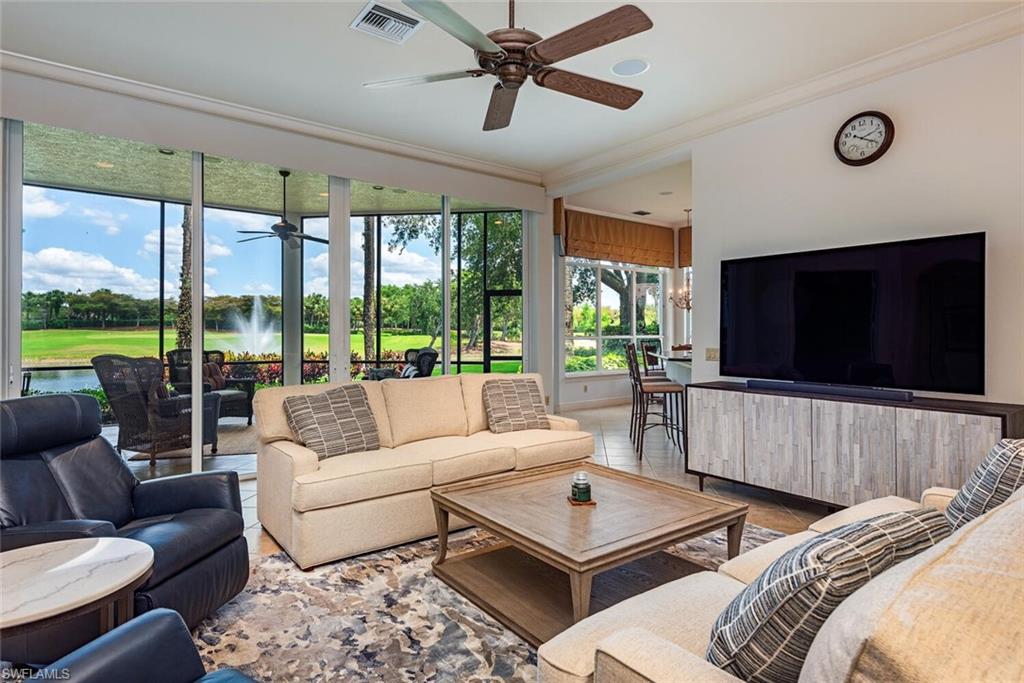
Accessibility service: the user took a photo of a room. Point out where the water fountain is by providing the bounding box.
[228,295,276,354]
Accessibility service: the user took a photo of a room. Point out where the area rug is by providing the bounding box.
[194,524,783,682]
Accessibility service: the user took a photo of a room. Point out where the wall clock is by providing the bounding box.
[834,111,894,166]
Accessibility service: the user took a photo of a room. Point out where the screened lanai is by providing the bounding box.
[18,122,525,481]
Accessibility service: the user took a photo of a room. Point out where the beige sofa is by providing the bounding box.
[539,486,1024,683]
[254,373,593,569]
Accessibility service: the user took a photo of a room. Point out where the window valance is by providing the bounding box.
[563,209,675,268]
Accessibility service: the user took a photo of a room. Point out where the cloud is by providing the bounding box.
[303,218,328,240]
[23,187,67,219]
[205,208,274,232]
[204,266,218,277]
[306,276,329,296]
[140,228,231,261]
[81,208,129,236]
[23,247,161,296]
[380,246,440,286]
[244,282,276,294]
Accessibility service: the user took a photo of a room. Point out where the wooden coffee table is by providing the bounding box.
[431,461,747,646]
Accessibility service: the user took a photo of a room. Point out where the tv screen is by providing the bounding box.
[719,232,985,394]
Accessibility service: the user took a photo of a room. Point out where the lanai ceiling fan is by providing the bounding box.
[237,170,328,245]
[364,0,654,130]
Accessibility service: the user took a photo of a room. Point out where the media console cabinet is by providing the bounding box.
[686,381,1024,507]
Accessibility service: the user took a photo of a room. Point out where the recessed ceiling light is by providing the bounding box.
[658,191,673,196]
[372,185,385,191]
[158,148,175,156]
[612,58,650,77]
[95,161,114,169]
[319,192,329,197]
[632,210,651,216]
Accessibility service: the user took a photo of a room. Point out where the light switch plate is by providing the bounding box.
[705,347,720,361]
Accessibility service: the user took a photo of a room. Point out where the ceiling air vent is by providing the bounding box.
[350,2,423,44]
[632,210,652,216]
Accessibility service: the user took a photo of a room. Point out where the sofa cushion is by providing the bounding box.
[283,385,379,460]
[807,495,920,533]
[707,509,951,683]
[254,382,393,448]
[482,378,550,434]
[718,530,819,585]
[382,375,468,446]
[393,436,515,485]
[800,487,1024,683]
[470,429,593,470]
[291,448,433,511]
[538,571,746,683]
[461,372,546,434]
[945,438,1023,530]
[118,508,244,587]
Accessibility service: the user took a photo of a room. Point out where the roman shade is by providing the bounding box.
[564,209,675,268]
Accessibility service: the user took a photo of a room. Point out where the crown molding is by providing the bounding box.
[562,203,683,229]
[0,51,544,187]
[542,6,1024,197]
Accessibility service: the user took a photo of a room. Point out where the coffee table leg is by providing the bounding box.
[727,516,746,559]
[569,571,593,622]
[434,502,449,565]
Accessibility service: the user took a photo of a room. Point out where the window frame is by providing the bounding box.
[563,258,666,377]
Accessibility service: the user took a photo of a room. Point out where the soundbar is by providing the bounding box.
[745,379,914,402]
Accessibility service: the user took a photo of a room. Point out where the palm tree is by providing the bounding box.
[176,206,192,350]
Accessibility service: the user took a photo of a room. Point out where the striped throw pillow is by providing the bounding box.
[706,508,951,683]
[283,385,379,460]
[482,378,549,434]
[945,438,1024,530]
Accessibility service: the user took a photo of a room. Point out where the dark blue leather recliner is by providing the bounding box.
[29,609,254,682]
[0,393,249,664]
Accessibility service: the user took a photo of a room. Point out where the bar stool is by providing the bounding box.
[626,343,684,460]
[641,343,667,377]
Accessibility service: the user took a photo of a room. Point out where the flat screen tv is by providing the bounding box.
[719,232,985,395]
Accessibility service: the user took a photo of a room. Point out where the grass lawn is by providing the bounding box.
[22,328,520,371]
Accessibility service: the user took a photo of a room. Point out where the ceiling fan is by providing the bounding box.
[237,170,328,245]
[364,0,654,131]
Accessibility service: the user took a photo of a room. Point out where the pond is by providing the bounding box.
[25,368,100,394]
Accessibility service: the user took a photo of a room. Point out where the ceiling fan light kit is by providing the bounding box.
[364,0,653,130]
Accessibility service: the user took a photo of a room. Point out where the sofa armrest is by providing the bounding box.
[133,471,242,517]
[0,519,117,552]
[594,628,740,683]
[921,486,958,512]
[31,608,208,683]
[548,414,580,431]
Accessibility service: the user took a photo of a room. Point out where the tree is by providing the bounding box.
[176,206,192,349]
[361,216,375,362]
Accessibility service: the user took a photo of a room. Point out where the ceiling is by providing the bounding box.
[23,123,510,214]
[0,2,1014,175]
[568,162,691,225]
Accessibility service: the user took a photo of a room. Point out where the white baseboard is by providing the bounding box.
[558,397,632,412]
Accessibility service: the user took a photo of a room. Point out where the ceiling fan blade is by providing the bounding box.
[364,70,485,89]
[237,235,276,244]
[526,5,653,65]
[237,230,275,235]
[534,68,643,110]
[482,84,519,131]
[402,0,502,54]
[293,233,329,245]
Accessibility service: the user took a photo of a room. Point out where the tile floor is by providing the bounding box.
[241,403,830,560]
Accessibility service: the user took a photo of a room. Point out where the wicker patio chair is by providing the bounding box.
[166,349,255,425]
[91,354,220,466]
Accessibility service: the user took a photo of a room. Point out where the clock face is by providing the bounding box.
[834,111,894,166]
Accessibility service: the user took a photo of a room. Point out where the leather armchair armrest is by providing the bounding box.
[30,608,207,683]
[133,471,242,517]
[594,628,740,683]
[921,486,959,512]
[0,519,117,552]
[548,414,580,431]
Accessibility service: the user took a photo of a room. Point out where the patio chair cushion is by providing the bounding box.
[283,385,380,460]
[482,378,550,434]
[202,363,226,390]
[118,508,244,587]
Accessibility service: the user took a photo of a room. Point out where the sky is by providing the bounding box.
[22,186,442,300]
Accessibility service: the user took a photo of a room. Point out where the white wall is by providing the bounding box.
[691,36,1024,403]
